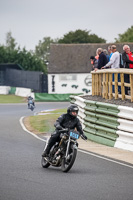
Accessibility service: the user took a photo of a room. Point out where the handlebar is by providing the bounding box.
[58,128,69,133]
[81,135,87,141]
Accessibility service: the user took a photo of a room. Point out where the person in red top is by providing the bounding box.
[128,51,133,68]
[122,45,133,68]
[122,45,133,94]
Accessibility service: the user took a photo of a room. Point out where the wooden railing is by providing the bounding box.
[91,68,133,102]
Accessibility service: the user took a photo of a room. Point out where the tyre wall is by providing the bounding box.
[0,86,34,98]
[70,95,133,152]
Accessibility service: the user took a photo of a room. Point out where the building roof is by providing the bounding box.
[47,43,133,74]
[48,44,93,74]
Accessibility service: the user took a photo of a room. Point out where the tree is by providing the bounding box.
[115,26,133,42]
[0,45,47,73]
[0,31,47,73]
[58,29,106,43]
[35,37,56,62]
[0,46,7,63]
[6,31,17,51]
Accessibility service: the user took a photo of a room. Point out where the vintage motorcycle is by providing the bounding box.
[41,129,86,173]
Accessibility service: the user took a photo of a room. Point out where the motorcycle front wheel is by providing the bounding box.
[41,157,50,168]
[61,148,77,173]
[30,105,34,111]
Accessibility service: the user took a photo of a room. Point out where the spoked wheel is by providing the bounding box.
[41,157,50,168]
[61,148,77,173]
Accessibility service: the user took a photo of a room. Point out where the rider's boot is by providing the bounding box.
[42,137,55,157]
[42,147,50,157]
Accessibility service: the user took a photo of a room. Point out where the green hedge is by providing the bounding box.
[35,93,82,102]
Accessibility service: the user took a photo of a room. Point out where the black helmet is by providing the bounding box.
[90,56,95,60]
[67,104,79,117]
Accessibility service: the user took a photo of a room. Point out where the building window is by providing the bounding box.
[59,74,77,81]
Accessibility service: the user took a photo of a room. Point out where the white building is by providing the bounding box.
[47,44,93,95]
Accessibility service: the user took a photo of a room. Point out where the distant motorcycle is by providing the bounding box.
[41,129,86,173]
[28,100,35,111]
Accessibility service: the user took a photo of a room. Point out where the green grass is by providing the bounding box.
[0,94,26,103]
[28,108,67,134]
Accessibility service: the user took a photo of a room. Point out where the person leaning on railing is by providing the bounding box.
[94,48,108,72]
[122,45,133,95]
[101,45,121,94]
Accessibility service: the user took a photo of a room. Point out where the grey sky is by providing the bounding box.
[0,0,133,50]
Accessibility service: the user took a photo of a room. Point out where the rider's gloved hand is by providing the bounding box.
[56,125,63,130]
[82,134,87,140]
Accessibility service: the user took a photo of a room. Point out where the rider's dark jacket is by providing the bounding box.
[54,113,84,135]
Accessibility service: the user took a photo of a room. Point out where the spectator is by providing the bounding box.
[103,49,110,62]
[95,54,99,60]
[103,45,120,69]
[122,45,133,94]
[95,48,108,71]
[108,45,113,60]
[102,45,121,93]
[90,55,98,70]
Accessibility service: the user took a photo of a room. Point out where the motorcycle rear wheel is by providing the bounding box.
[61,148,77,173]
[41,157,50,168]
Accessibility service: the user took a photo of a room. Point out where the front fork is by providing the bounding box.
[43,137,50,151]
[65,138,78,159]
[65,137,70,158]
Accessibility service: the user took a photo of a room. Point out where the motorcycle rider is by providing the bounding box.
[27,96,35,109]
[42,104,87,157]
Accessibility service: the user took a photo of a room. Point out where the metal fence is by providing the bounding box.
[4,68,48,93]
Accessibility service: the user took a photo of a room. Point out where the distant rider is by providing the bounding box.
[27,96,35,109]
[42,104,87,157]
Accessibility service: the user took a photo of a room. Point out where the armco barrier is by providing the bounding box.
[70,95,133,151]
[0,86,34,98]
[0,86,11,94]
[15,87,33,97]
[9,87,16,94]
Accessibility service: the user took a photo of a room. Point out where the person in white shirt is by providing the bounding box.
[102,45,120,69]
[102,45,121,93]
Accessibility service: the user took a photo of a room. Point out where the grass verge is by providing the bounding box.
[0,94,26,103]
[23,108,67,135]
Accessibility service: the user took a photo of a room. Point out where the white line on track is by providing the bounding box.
[20,116,45,142]
[79,149,133,169]
[20,116,133,169]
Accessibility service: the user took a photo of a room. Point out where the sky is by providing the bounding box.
[0,0,133,51]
